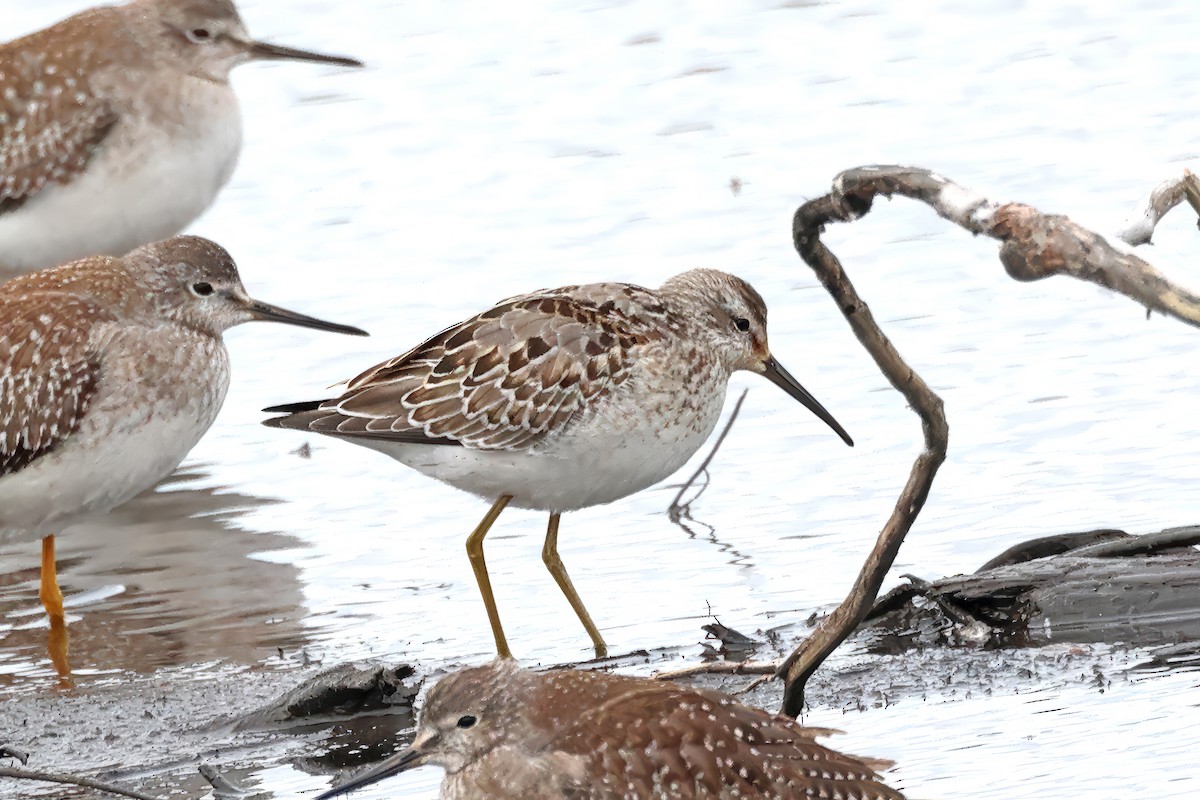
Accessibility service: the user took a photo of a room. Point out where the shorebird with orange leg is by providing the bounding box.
[0,236,366,676]
[264,269,852,660]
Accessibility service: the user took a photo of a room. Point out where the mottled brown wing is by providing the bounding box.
[560,684,906,800]
[272,284,665,450]
[0,292,108,475]
[0,39,119,213]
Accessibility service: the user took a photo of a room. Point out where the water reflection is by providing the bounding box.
[0,468,309,689]
[670,507,756,569]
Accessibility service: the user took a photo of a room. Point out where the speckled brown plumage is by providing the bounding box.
[265,269,850,660]
[0,235,364,540]
[319,661,906,800]
[0,44,119,214]
[0,290,106,475]
[0,235,362,676]
[0,0,360,273]
[268,281,680,450]
[0,6,147,215]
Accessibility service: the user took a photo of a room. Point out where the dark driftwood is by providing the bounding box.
[235,662,419,730]
[861,525,1200,640]
[1069,525,1200,558]
[773,165,1200,716]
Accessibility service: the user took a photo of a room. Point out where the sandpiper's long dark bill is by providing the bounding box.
[0,0,361,275]
[264,268,851,661]
[760,355,853,446]
[244,299,368,336]
[245,40,363,66]
[317,661,906,800]
[0,235,364,677]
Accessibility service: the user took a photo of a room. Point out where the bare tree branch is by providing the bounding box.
[0,766,164,800]
[1118,169,1200,245]
[776,169,950,717]
[825,165,1200,326]
[775,164,1200,715]
[650,164,1200,717]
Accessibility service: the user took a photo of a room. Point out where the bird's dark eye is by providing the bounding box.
[192,282,214,296]
[456,715,477,729]
[186,27,212,43]
[733,317,751,332]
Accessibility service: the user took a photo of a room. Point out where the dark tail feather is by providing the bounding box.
[262,399,330,431]
[262,399,325,414]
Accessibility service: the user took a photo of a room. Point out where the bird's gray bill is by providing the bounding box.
[762,356,853,446]
[317,746,423,799]
[247,300,368,336]
[247,40,363,68]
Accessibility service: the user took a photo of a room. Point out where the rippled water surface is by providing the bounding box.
[3,0,1200,797]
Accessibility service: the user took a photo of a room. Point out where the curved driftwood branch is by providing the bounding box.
[1117,170,1200,246]
[777,164,1200,716]
[778,171,949,716]
[651,165,1200,713]
[821,165,1200,324]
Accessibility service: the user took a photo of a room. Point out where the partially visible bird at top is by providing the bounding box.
[264,268,853,661]
[0,235,367,676]
[0,0,363,275]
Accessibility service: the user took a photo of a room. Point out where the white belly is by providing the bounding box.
[361,383,729,512]
[0,87,242,274]
[0,331,231,541]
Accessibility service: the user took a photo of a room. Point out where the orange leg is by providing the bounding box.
[40,535,71,677]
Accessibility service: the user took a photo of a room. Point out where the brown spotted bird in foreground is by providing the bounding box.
[319,660,905,800]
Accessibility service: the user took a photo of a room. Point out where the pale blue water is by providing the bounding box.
[3,0,1200,798]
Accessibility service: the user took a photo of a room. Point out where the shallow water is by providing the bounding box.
[3,0,1200,797]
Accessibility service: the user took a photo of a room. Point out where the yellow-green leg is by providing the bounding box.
[465,496,513,659]
[40,534,71,677]
[542,513,608,659]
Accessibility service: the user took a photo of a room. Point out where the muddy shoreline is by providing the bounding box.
[5,527,1199,799]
